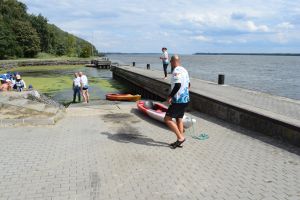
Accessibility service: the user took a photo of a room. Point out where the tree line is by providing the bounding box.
[0,0,98,59]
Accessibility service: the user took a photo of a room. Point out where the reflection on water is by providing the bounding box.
[19,66,127,104]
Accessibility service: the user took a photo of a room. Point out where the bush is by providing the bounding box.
[79,45,92,58]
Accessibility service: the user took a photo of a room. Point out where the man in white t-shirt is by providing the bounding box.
[72,72,81,103]
[79,71,90,103]
[164,55,190,149]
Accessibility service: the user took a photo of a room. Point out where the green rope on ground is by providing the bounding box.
[192,133,209,140]
[185,119,209,140]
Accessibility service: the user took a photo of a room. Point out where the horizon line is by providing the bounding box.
[104,52,300,55]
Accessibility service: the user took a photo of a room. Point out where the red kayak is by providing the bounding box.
[106,93,141,101]
[137,100,196,128]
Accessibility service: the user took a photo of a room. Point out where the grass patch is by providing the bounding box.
[24,75,73,94]
[36,52,58,59]
[23,75,125,95]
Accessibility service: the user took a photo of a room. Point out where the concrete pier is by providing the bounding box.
[111,65,300,146]
[87,58,112,69]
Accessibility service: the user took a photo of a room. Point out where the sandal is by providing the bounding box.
[169,141,177,146]
[170,139,186,149]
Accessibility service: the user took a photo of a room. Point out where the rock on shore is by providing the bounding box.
[0,91,65,126]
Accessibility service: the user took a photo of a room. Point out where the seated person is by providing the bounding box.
[0,80,11,91]
[14,75,26,92]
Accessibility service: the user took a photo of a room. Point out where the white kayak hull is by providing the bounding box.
[137,100,196,128]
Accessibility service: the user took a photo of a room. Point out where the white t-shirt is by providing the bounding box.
[80,75,88,87]
[170,66,190,103]
[73,77,81,87]
[15,79,26,89]
[161,51,169,64]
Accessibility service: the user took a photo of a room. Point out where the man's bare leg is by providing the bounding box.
[82,90,87,103]
[86,90,90,103]
[164,116,184,141]
[176,118,184,138]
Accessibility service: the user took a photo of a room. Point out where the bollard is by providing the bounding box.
[147,64,150,69]
[218,74,225,85]
[133,62,135,67]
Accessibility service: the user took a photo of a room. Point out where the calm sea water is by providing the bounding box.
[108,54,300,100]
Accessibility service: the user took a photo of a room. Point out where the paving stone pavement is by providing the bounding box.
[0,101,299,200]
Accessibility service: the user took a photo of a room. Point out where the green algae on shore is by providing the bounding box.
[89,78,125,91]
[1,65,127,103]
[24,76,125,96]
[24,76,72,94]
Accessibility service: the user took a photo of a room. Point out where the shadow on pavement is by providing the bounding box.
[101,124,169,148]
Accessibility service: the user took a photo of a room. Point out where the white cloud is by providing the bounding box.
[120,7,146,15]
[192,35,211,42]
[179,12,231,28]
[245,21,269,32]
[69,10,92,17]
[19,0,300,53]
[276,22,294,29]
[160,32,169,37]
[177,12,272,35]
[216,40,233,44]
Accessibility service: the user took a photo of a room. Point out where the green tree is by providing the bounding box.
[80,44,92,58]
[56,43,66,56]
[0,22,18,59]
[29,14,50,52]
[47,24,60,55]
[0,0,100,59]
[12,20,40,57]
[0,0,28,21]
[66,34,76,56]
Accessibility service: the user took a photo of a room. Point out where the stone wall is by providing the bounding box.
[0,60,90,70]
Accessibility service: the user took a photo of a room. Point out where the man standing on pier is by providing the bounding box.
[164,55,190,149]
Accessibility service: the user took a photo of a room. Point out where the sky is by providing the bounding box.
[20,0,300,54]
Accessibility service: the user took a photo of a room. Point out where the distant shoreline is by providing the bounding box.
[194,53,300,56]
[106,52,300,56]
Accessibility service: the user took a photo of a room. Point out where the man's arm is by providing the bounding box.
[167,83,181,104]
[169,83,181,98]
